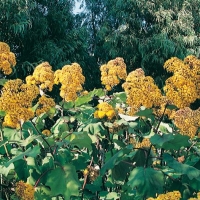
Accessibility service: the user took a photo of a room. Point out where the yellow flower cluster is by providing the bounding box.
[147,191,181,200]
[94,102,116,120]
[153,96,175,118]
[54,63,85,101]
[26,62,54,91]
[0,42,16,75]
[135,138,151,148]
[163,56,199,108]
[15,181,35,200]
[122,68,162,115]
[36,96,56,116]
[188,192,200,200]
[0,79,39,128]
[100,57,127,91]
[173,107,200,138]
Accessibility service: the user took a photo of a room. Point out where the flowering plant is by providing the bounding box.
[0,42,200,200]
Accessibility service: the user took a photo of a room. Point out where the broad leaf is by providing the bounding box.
[101,150,124,175]
[128,167,164,197]
[150,133,174,147]
[5,146,40,167]
[83,122,106,135]
[163,153,200,180]
[162,134,190,150]
[70,131,92,150]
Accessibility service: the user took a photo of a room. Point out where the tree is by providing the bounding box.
[0,0,100,89]
[81,0,200,86]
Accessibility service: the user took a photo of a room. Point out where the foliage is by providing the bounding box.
[0,42,200,199]
[80,0,200,86]
[0,0,100,89]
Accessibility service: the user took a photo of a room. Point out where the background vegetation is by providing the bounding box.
[0,0,200,200]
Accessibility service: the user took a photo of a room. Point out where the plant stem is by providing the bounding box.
[30,121,55,159]
[34,168,53,187]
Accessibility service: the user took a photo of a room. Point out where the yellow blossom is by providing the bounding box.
[0,42,16,75]
[172,107,199,138]
[122,68,162,115]
[36,96,56,116]
[100,57,127,91]
[94,102,116,120]
[54,63,85,102]
[15,181,35,200]
[0,79,39,128]
[26,62,54,91]
[147,191,181,200]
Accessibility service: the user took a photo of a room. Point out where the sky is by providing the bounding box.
[73,0,84,14]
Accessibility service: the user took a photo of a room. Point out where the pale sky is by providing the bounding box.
[73,1,84,14]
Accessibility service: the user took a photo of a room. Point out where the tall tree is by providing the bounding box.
[0,0,100,89]
[81,0,200,85]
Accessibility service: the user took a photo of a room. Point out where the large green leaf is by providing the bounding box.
[127,167,164,197]
[70,131,92,150]
[162,134,190,150]
[51,117,69,136]
[150,133,174,147]
[112,161,131,182]
[0,110,6,117]
[0,79,8,86]
[82,122,106,135]
[22,121,39,136]
[45,164,80,199]
[163,153,200,180]
[135,108,153,117]
[75,88,105,107]
[5,146,40,167]
[0,163,14,176]
[3,127,21,141]
[100,150,124,175]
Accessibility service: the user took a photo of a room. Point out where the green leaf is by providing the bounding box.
[162,134,190,150]
[70,131,92,150]
[62,101,74,109]
[5,146,40,167]
[75,95,93,107]
[88,88,105,98]
[163,153,200,180]
[83,122,106,135]
[112,161,131,182]
[128,167,164,197]
[0,110,6,117]
[166,104,178,110]
[51,117,69,136]
[0,164,14,176]
[100,150,124,175]
[0,79,8,86]
[100,192,120,200]
[135,108,153,117]
[34,113,48,131]
[45,165,81,198]
[114,92,127,102]
[150,133,174,147]
[85,176,102,192]
[45,168,66,196]
[18,135,40,146]
[22,121,39,136]
[3,127,21,141]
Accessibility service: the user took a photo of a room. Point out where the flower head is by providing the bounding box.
[26,62,54,91]
[15,181,35,200]
[0,42,16,75]
[100,57,127,91]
